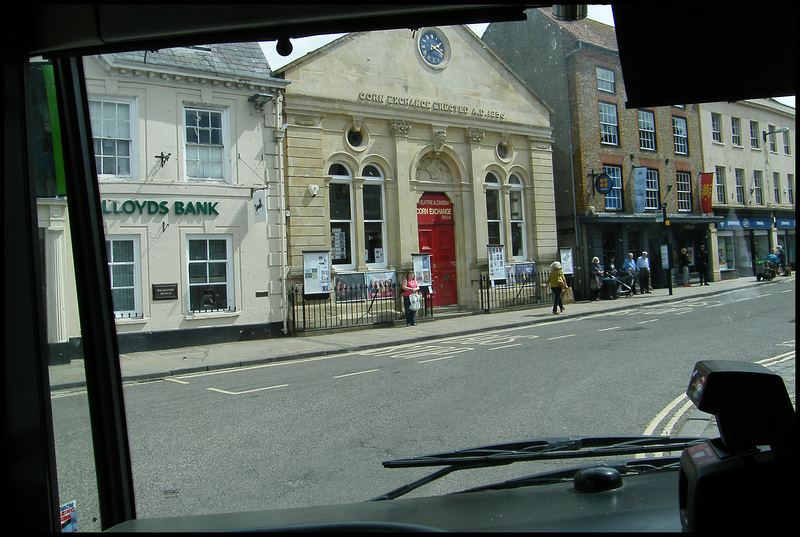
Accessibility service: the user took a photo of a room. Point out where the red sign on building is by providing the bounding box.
[700,173,714,214]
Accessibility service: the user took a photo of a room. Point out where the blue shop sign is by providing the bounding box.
[776,219,795,229]
[717,218,772,229]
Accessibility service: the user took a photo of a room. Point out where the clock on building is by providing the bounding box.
[417,28,450,69]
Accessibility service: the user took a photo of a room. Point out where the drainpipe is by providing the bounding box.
[274,91,289,334]
[565,41,583,293]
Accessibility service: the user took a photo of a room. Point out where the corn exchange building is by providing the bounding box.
[275,26,558,311]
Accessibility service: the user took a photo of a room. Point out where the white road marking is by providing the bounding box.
[333,369,379,379]
[207,384,288,395]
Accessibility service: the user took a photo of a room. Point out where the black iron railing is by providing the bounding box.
[479,269,549,312]
[289,283,432,333]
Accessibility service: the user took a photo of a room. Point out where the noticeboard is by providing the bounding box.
[560,248,574,275]
[411,253,433,288]
[487,245,506,281]
[302,251,331,295]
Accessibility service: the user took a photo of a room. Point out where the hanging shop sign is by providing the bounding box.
[633,167,647,213]
[594,173,613,195]
[101,199,220,216]
[700,173,714,214]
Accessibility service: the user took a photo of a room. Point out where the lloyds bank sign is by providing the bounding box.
[101,199,219,216]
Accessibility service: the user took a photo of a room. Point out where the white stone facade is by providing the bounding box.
[69,45,290,350]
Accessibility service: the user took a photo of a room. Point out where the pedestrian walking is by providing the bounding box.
[697,244,710,285]
[401,270,419,326]
[775,245,786,274]
[636,251,651,294]
[590,256,602,301]
[548,261,567,314]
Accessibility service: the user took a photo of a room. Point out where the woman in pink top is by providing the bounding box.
[401,270,419,326]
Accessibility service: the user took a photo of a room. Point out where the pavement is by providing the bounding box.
[49,274,795,438]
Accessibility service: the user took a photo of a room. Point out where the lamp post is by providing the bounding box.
[762,126,789,144]
[662,202,673,296]
[761,126,789,262]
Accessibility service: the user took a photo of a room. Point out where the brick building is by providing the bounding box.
[483,8,720,296]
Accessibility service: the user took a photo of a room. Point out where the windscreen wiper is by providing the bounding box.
[458,457,682,495]
[371,435,707,501]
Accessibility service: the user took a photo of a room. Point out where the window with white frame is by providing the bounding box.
[715,166,726,203]
[508,174,526,259]
[485,172,502,245]
[598,102,619,145]
[749,120,760,148]
[731,117,742,146]
[773,172,781,204]
[187,237,233,313]
[672,116,688,155]
[638,110,657,151]
[329,163,354,269]
[362,164,386,267]
[782,131,791,155]
[752,170,763,205]
[711,113,723,143]
[596,66,615,93]
[603,165,623,210]
[89,98,135,179]
[735,169,745,204]
[185,107,227,182]
[676,171,692,212]
[645,169,660,210]
[788,174,794,204]
[106,237,141,318]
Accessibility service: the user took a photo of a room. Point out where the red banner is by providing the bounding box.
[700,172,714,214]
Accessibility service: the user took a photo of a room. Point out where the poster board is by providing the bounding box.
[559,248,574,275]
[487,245,506,281]
[366,271,396,299]
[513,262,536,285]
[411,253,433,288]
[302,251,331,295]
[334,272,366,302]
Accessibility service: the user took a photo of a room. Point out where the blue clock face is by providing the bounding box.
[419,31,446,66]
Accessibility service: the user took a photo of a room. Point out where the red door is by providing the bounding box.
[417,193,457,306]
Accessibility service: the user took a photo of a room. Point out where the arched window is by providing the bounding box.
[361,164,386,267]
[508,174,526,259]
[485,172,502,246]
[328,163,354,268]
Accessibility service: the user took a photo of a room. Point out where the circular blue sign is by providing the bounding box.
[595,173,613,195]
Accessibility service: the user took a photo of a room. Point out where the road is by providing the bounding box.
[50,282,795,524]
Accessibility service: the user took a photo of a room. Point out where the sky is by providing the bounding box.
[259,5,794,108]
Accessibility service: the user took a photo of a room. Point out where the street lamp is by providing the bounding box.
[762,126,789,143]
[762,126,789,142]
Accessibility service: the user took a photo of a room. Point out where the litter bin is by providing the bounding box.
[754,260,765,281]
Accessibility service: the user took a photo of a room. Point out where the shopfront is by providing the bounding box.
[716,217,776,278]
